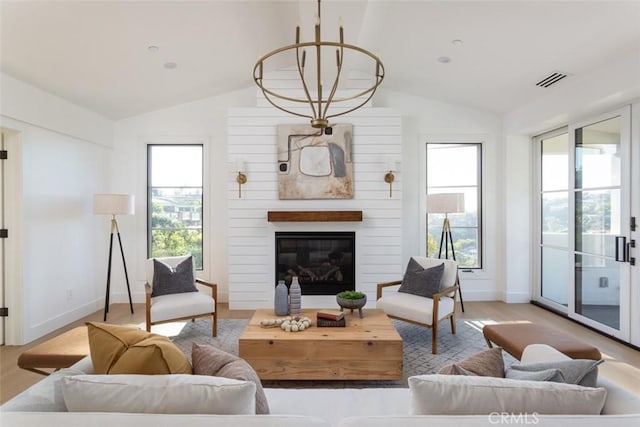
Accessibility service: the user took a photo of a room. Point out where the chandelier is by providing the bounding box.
[253,0,384,129]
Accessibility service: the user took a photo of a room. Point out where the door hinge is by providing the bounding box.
[632,217,637,232]
[0,150,7,160]
[0,229,7,238]
[631,258,636,266]
[0,307,8,317]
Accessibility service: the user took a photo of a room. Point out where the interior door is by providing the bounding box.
[569,107,631,340]
[1,131,5,345]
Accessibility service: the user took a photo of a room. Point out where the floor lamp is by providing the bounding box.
[427,193,465,312]
[93,194,135,321]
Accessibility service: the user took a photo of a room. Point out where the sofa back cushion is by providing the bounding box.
[521,343,640,415]
[409,374,607,415]
[61,374,256,414]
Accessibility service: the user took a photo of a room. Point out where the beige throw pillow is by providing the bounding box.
[409,374,607,415]
[86,322,191,375]
[191,343,269,414]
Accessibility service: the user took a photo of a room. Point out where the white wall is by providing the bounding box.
[1,73,113,344]
[1,73,113,148]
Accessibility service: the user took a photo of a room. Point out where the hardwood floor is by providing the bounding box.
[1,301,639,404]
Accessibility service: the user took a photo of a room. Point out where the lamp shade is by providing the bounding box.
[426,193,465,214]
[93,194,135,216]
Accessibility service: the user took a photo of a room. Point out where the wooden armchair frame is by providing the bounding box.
[376,273,459,354]
[145,278,218,337]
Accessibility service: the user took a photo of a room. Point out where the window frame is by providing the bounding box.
[421,138,485,272]
[533,126,570,313]
[147,143,206,270]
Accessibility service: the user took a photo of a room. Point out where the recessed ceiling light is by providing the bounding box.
[164,62,177,69]
[437,56,451,64]
[452,39,463,46]
[147,45,159,52]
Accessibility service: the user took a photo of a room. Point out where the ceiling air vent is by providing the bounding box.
[535,71,568,88]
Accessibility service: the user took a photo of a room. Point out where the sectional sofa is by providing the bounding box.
[2,344,639,426]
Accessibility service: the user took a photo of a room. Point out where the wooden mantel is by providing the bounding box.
[267,211,363,222]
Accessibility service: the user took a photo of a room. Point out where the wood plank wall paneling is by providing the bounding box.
[227,74,402,310]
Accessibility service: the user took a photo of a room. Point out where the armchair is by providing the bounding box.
[376,257,459,354]
[145,255,217,337]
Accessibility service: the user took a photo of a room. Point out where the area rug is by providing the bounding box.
[166,317,516,388]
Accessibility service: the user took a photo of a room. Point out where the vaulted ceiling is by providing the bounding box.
[2,1,639,120]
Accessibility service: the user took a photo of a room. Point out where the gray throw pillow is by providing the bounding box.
[398,258,444,298]
[508,359,603,387]
[151,256,197,297]
[505,367,564,382]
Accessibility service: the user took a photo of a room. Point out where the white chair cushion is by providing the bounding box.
[146,255,196,292]
[410,257,458,289]
[151,292,215,323]
[376,292,454,325]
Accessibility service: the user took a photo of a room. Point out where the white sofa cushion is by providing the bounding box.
[61,374,256,414]
[338,415,640,427]
[0,412,331,427]
[266,388,410,427]
[409,374,607,415]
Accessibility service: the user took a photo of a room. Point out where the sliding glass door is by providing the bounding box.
[539,130,570,308]
[570,109,631,339]
[536,106,634,342]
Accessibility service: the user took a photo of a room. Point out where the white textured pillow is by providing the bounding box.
[409,374,607,415]
[61,374,256,414]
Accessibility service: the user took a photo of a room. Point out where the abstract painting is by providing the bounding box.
[277,124,353,199]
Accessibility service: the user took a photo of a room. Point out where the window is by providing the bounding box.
[147,145,203,269]
[426,143,482,269]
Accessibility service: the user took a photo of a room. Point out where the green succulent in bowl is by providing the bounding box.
[337,290,366,300]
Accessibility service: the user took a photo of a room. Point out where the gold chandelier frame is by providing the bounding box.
[253,0,384,129]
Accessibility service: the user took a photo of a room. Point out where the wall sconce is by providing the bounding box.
[236,159,247,198]
[384,160,396,197]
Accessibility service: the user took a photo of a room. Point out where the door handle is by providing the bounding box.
[615,236,627,262]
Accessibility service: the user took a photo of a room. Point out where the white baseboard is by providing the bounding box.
[458,290,502,301]
[503,291,532,303]
[23,299,102,345]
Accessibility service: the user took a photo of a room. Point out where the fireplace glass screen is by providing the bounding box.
[275,232,355,295]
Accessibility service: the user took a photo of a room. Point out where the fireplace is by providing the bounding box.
[275,232,355,295]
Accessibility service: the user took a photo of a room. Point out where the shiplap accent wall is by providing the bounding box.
[227,72,402,309]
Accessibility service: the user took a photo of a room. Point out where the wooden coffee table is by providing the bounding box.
[238,308,403,380]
